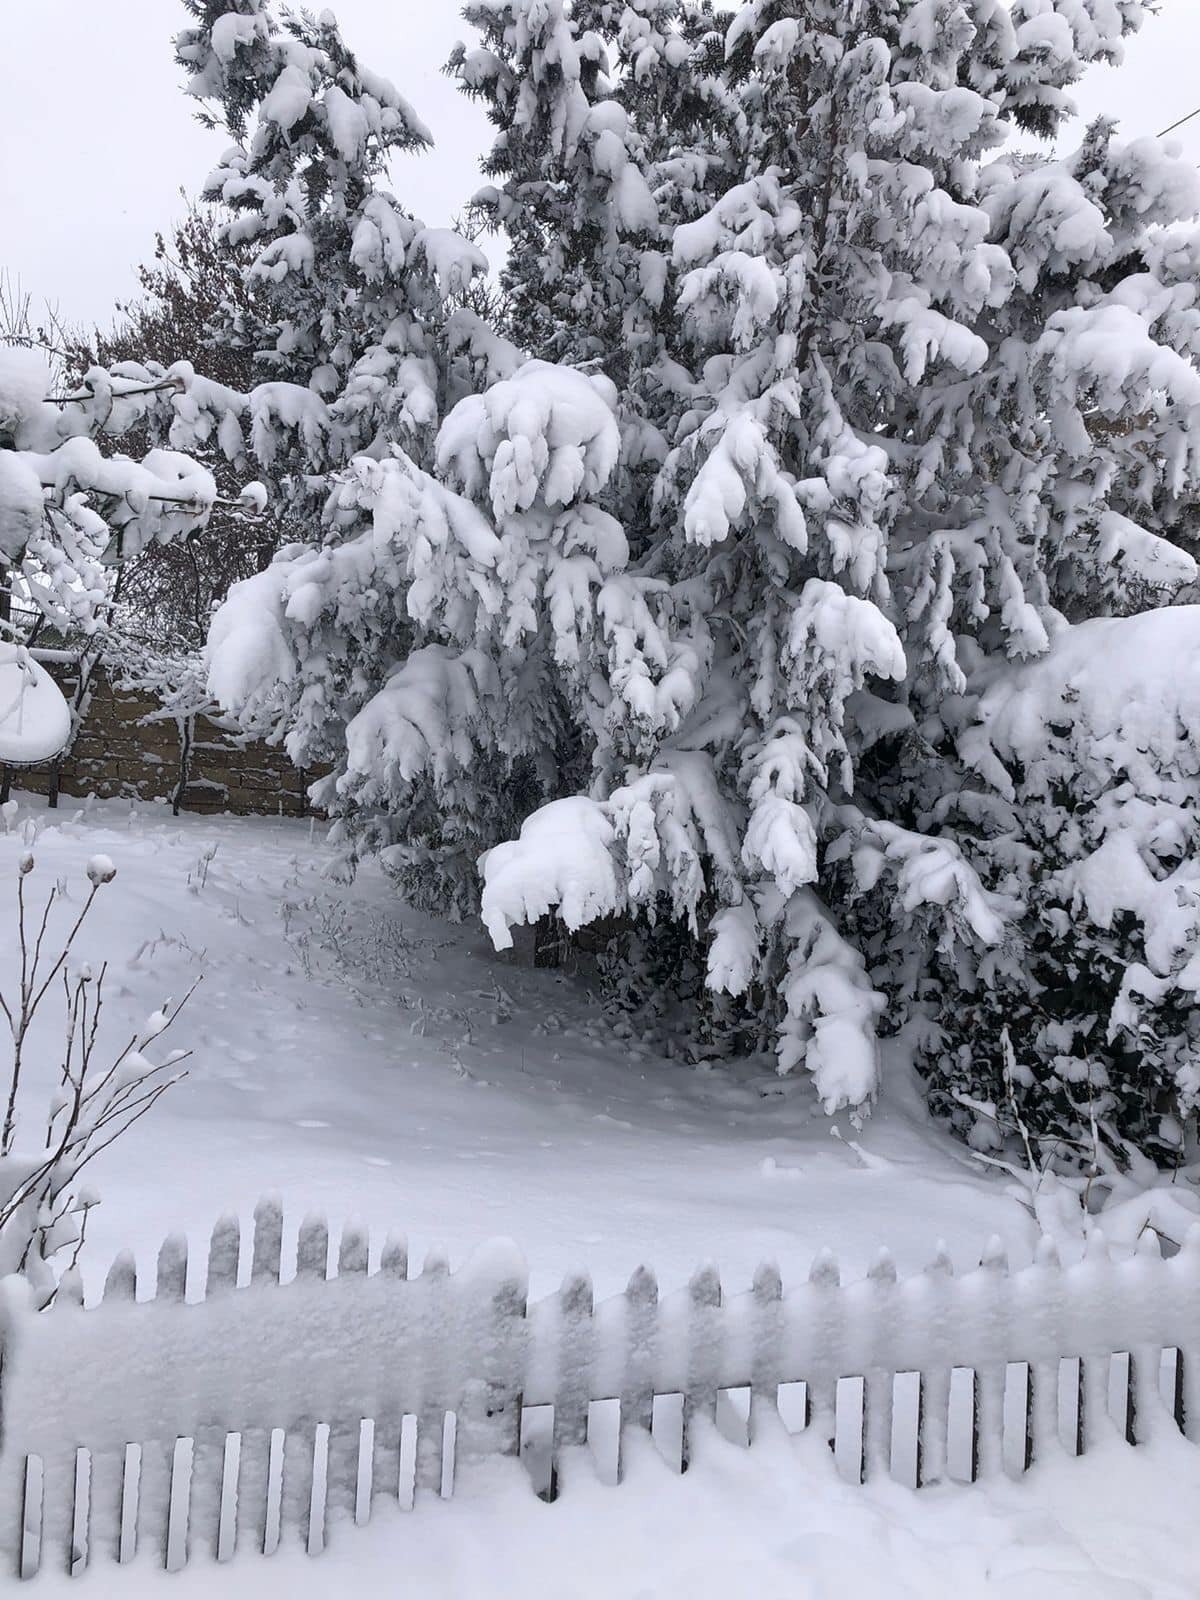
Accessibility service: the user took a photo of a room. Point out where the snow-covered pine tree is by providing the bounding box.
[172,0,497,515]
[193,0,1200,1158]
[177,0,624,909]
[477,0,1200,1148]
[450,0,742,542]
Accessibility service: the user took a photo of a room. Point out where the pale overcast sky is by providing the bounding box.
[2,0,1198,333]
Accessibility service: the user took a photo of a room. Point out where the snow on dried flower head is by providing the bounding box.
[86,854,116,886]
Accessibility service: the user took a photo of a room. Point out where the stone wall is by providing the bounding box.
[8,662,315,818]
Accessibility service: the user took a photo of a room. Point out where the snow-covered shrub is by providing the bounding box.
[0,345,233,641]
[0,849,189,1301]
[921,609,1200,1164]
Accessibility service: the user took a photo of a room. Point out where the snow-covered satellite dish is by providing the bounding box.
[0,645,72,765]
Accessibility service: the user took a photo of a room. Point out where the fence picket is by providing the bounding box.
[1077,1233,1120,1453]
[102,1252,137,1304]
[550,1270,594,1494]
[1125,1232,1164,1446]
[380,1233,408,1281]
[205,1216,241,1297]
[456,1254,526,1474]
[280,1426,319,1551]
[682,1264,722,1468]
[54,1269,83,1311]
[251,1198,284,1286]
[1023,1238,1062,1466]
[135,1439,173,1566]
[186,1429,226,1565]
[35,1449,74,1575]
[235,1206,285,1557]
[415,1248,450,1497]
[377,1226,411,1502]
[804,1249,841,1453]
[337,1221,369,1279]
[748,1262,783,1438]
[369,1232,407,1511]
[971,1238,1009,1480]
[916,1243,954,1485]
[156,1235,188,1305]
[295,1214,328,1281]
[85,1446,126,1567]
[617,1265,658,1480]
[325,1223,370,1535]
[233,1429,271,1557]
[862,1249,898,1480]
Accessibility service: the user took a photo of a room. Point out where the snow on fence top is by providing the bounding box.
[2,1199,1199,1578]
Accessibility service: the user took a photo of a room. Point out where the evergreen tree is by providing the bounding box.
[177,0,614,908]
[197,0,1200,1158]
[477,0,1200,1140]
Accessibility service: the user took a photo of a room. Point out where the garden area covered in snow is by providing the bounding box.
[0,792,1196,1598]
[5,0,1200,1590]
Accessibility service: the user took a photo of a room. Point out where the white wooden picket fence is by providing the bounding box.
[2,1198,1199,1579]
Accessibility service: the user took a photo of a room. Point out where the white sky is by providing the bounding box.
[2,0,1199,333]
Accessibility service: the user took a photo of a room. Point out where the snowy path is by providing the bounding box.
[0,792,1031,1298]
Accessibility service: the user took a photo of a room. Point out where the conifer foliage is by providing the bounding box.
[195,0,1200,1163]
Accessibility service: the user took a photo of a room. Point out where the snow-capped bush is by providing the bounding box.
[925,609,1200,1163]
[0,346,224,639]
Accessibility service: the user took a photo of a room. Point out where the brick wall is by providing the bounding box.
[8,663,315,818]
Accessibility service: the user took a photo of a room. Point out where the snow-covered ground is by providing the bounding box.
[0,792,1033,1299]
[4,792,1197,1596]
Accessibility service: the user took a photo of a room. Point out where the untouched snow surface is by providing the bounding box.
[0,793,1032,1297]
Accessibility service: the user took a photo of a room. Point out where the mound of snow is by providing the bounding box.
[0,647,71,765]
